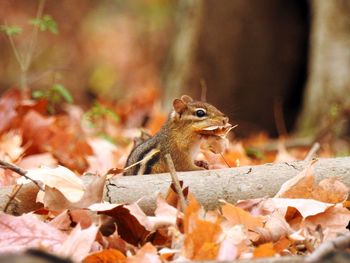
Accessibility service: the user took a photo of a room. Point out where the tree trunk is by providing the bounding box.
[163,0,309,136]
[297,0,350,135]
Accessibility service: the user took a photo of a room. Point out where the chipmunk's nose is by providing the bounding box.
[222,116,229,124]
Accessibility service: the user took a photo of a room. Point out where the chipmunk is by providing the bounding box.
[123,95,232,175]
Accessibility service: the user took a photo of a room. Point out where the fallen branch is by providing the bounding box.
[306,232,350,262]
[1,157,350,215]
[0,160,44,191]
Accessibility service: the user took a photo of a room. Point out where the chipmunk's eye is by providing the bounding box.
[195,109,206,117]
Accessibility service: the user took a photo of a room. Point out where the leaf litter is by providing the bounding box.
[0,88,349,261]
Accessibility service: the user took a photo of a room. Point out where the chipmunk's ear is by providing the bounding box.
[173,98,187,114]
[181,95,193,103]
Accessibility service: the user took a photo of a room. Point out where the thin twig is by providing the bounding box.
[304,142,320,161]
[0,160,44,191]
[306,232,350,262]
[3,184,23,213]
[24,0,46,70]
[165,154,187,212]
[6,24,25,70]
[219,152,231,168]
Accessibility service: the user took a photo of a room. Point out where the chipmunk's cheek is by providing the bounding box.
[201,136,229,154]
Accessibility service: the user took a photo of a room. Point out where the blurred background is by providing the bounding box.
[0,0,349,142]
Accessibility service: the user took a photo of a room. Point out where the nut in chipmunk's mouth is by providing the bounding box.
[195,123,237,137]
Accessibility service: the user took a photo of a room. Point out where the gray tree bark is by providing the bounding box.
[1,157,350,215]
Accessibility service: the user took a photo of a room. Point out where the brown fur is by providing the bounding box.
[123,95,229,175]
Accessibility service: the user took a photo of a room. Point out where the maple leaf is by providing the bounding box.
[0,212,66,253]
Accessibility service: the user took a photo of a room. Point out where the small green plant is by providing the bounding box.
[0,0,58,92]
[32,83,73,114]
[83,102,120,142]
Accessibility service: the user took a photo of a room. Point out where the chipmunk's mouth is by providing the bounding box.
[197,123,236,137]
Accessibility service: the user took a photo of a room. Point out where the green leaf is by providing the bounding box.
[245,147,264,160]
[51,84,73,103]
[32,90,46,99]
[29,14,58,34]
[0,25,22,36]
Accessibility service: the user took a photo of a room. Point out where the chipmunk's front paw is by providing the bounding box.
[194,160,209,170]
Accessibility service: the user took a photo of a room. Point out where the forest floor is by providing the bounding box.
[0,88,349,262]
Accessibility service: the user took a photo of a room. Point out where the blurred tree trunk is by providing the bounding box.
[163,0,203,107]
[163,0,308,136]
[297,0,350,135]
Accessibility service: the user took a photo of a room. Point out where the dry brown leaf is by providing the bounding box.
[275,161,349,203]
[58,224,99,262]
[218,225,246,261]
[43,175,106,210]
[17,153,58,170]
[270,198,333,218]
[221,202,264,231]
[0,131,24,162]
[87,138,122,175]
[126,242,161,263]
[253,242,276,258]
[17,165,85,203]
[0,212,66,253]
[303,204,350,241]
[0,89,21,134]
[83,249,126,263]
[148,193,178,230]
[94,204,151,246]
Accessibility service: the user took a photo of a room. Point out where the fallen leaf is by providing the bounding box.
[0,212,66,253]
[275,161,349,203]
[221,202,264,231]
[0,89,21,134]
[270,198,333,218]
[148,193,178,230]
[0,131,24,162]
[126,242,161,263]
[303,204,350,241]
[43,175,106,210]
[59,224,99,262]
[183,214,222,260]
[83,249,126,263]
[95,204,151,246]
[253,242,275,258]
[17,165,85,203]
[87,138,122,175]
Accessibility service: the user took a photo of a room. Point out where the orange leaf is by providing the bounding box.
[221,202,264,230]
[83,249,126,263]
[253,242,276,258]
[183,193,201,234]
[183,219,221,260]
[273,237,292,253]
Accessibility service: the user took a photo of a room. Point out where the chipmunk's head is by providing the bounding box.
[171,95,232,136]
